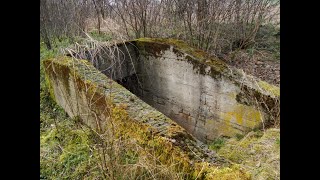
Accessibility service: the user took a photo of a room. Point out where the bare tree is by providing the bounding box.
[40,0,280,57]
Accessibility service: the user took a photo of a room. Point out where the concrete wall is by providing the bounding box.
[43,39,279,178]
[75,38,280,143]
[129,49,262,142]
[44,56,261,178]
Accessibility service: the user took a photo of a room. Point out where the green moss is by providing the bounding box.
[257,81,280,97]
[276,137,280,146]
[234,83,280,128]
[193,162,251,180]
[205,164,251,180]
[209,137,227,151]
[135,38,214,63]
[235,133,245,141]
[133,38,280,111]
[134,38,221,62]
[40,116,101,179]
[134,38,228,78]
[43,67,56,100]
[44,59,74,97]
[108,105,194,177]
[44,56,194,176]
[135,40,170,56]
[216,129,280,179]
[44,55,257,179]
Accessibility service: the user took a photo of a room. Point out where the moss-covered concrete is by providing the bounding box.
[128,38,279,98]
[118,38,278,140]
[64,38,279,143]
[132,38,229,79]
[43,56,252,179]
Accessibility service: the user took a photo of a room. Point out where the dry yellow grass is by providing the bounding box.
[217,128,280,180]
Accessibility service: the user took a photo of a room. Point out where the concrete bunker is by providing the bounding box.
[73,38,280,143]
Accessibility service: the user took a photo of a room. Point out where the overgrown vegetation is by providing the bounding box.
[40,0,280,61]
[42,43,139,179]
[43,40,144,179]
[209,129,280,180]
[209,137,227,151]
[40,0,280,178]
[40,39,194,179]
[40,37,256,179]
[41,40,95,179]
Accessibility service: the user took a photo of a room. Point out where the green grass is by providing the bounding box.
[40,38,102,179]
[216,129,280,180]
[235,133,245,141]
[88,31,113,41]
[276,137,280,146]
[209,137,227,151]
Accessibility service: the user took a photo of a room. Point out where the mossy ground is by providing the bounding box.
[40,40,103,179]
[257,81,280,97]
[211,129,280,180]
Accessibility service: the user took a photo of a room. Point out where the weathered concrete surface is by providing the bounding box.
[43,56,254,179]
[78,38,279,143]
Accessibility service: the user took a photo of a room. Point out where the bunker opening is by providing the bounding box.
[72,39,278,143]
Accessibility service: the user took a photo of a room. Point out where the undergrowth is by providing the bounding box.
[211,129,280,180]
[208,137,227,151]
[40,39,98,179]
